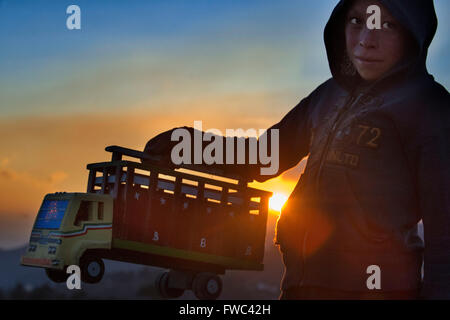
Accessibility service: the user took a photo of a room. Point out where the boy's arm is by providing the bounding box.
[228,95,313,182]
[143,96,313,182]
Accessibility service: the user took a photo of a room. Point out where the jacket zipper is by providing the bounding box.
[299,93,362,281]
[315,93,364,192]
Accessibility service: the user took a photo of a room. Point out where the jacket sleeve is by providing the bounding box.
[417,104,450,299]
[142,94,313,182]
[169,95,313,182]
[230,95,313,182]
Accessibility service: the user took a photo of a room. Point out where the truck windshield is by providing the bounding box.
[34,200,69,229]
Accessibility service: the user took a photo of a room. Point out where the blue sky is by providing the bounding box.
[1,0,447,117]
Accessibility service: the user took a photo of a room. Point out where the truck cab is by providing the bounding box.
[21,192,114,283]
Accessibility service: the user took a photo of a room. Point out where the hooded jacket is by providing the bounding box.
[263,0,450,298]
[143,0,449,299]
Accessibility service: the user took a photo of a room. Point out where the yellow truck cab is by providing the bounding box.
[21,146,272,299]
[21,192,114,284]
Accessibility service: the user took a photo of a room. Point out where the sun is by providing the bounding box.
[269,193,289,212]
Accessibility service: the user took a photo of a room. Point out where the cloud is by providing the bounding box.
[0,164,68,214]
[0,157,10,166]
[47,171,68,185]
[0,168,13,180]
[0,211,35,250]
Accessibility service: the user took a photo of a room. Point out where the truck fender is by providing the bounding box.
[69,240,111,266]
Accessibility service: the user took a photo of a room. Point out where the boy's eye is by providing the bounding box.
[349,17,362,25]
[382,21,396,30]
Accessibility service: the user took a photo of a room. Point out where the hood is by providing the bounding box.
[324,0,438,92]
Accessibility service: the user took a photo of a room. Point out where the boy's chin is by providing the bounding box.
[356,70,385,82]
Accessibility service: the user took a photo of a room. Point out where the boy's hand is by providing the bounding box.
[142,127,179,168]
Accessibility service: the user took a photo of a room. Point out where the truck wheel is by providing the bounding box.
[192,273,222,300]
[80,255,104,284]
[45,267,68,283]
[155,271,185,299]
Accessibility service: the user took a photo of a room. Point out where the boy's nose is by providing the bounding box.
[359,28,379,49]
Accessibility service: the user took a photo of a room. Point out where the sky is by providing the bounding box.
[0,0,449,249]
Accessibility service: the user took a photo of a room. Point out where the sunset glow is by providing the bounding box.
[269,193,289,212]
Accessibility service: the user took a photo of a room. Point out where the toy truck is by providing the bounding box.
[21,146,272,299]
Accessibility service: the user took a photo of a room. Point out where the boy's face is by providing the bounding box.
[345,0,411,82]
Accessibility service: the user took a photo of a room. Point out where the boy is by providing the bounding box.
[143,0,449,299]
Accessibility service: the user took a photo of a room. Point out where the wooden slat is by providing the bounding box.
[112,165,122,199]
[143,170,158,243]
[87,169,96,193]
[101,167,108,194]
[121,166,135,239]
[87,160,272,197]
[105,145,252,184]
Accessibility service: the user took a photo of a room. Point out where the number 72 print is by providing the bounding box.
[357,125,381,148]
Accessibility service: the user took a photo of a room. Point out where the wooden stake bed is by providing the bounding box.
[86,146,272,273]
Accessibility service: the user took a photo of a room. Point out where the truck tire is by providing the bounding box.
[155,271,185,299]
[80,254,104,284]
[192,272,222,300]
[45,267,68,283]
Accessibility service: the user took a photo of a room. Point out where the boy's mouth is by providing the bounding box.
[354,56,383,65]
